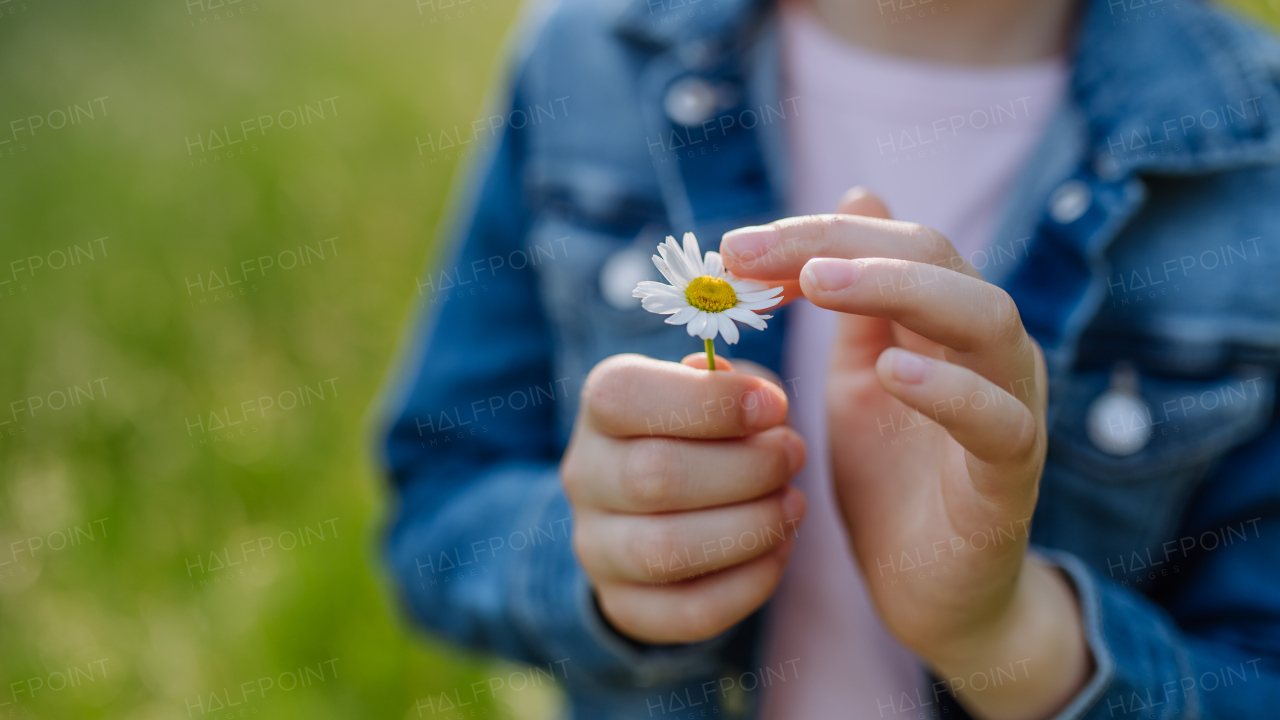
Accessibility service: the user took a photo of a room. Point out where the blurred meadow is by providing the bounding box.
[0,0,1277,718]
[0,0,563,717]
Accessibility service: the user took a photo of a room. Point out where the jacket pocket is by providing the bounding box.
[1033,367,1274,579]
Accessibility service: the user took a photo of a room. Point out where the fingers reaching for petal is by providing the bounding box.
[720,214,982,284]
[720,187,897,306]
[799,257,1038,403]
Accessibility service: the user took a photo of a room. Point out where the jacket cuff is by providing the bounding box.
[509,469,735,691]
[1036,547,1199,720]
[1035,547,1117,720]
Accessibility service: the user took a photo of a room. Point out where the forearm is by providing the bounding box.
[925,549,1280,720]
[387,462,569,657]
[925,556,1093,720]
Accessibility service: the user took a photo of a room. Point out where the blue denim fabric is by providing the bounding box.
[378,0,1280,717]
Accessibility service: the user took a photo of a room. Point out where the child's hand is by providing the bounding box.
[721,189,1090,720]
[560,353,806,644]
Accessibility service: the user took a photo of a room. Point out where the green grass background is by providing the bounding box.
[0,0,1276,717]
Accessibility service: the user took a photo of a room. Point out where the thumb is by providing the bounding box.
[680,352,736,372]
[835,186,893,219]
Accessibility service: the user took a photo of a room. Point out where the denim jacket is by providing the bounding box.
[379,0,1280,717]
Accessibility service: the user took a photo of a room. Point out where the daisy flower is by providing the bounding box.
[632,232,784,368]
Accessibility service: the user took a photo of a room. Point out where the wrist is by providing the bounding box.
[923,557,1093,720]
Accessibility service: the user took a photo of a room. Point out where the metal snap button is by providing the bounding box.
[1048,180,1092,225]
[663,76,718,127]
[1093,154,1121,180]
[1086,363,1151,456]
[600,246,652,310]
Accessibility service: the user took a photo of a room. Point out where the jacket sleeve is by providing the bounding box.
[378,63,738,694]
[1056,412,1280,720]
[934,416,1280,719]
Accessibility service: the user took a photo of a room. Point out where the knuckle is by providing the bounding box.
[907,223,956,267]
[583,355,642,429]
[586,353,655,430]
[559,460,582,502]
[785,214,830,249]
[988,288,1026,346]
[816,214,836,241]
[559,437,590,502]
[921,223,952,257]
[628,522,680,578]
[817,214,851,254]
[620,438,683,508]
[902,220,928,237]
[1010,408,1042,462]
[995,406,1041,467]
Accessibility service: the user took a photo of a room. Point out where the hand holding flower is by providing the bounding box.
[719,189,1091,720]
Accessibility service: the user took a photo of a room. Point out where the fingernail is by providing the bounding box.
[838,185,869,205]
[721,225,778,262]
[887,348,932,384]
[804,258,861,292]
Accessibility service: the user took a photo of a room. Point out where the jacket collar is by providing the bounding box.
[613,0,767,49]
[1071,0,1280,177]
[614,0,1280,176]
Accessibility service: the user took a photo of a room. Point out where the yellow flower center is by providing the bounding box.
[685,276,737,313]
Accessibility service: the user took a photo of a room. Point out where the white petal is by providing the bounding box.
[737,297,782,311]
[686,312,709,337]
[663,235,692,271]
[658,243,696,286]
[737,287,783,302]
[633,281,683,299]
[698,314,720,340]
[665,306,699,325]
[726,275,770,293]
[651,255,685,288]
[641,295,690,314]
[725,306,769,330]
[702,251,725,278]
[717,313,740,344]
[682,232,705,276]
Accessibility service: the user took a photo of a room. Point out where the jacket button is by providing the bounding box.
[664,76,718,127]
[1086,364,1151,456]
[1093,154,1122,180]
[1048,180,1091,224]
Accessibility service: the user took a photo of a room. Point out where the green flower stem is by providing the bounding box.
[705,338,716,371]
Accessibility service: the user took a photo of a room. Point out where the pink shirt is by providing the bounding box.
[761,6,1067,718]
